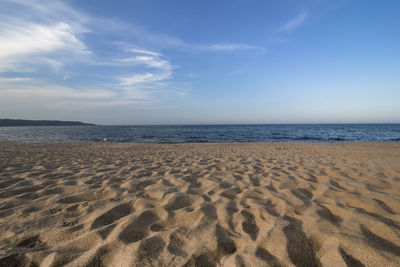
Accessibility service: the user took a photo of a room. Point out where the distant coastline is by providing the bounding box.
[0,119,95,127]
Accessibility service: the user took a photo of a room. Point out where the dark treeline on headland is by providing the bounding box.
[0,119,95,127]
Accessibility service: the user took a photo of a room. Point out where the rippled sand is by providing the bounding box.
[0,142,399,266]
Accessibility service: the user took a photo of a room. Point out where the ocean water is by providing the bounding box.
[0,124,399,143]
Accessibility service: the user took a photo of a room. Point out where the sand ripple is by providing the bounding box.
[0,142,399,266]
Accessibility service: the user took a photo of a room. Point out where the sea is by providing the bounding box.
[0,124,399,143]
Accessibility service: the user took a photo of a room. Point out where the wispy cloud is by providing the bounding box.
[191,43,264,52]
[128,47,161,57]
[115,54,172,72]
[0,21,89,72]
[115,46,174,92]
[0,0,263,114]
[115,26,264,53]
[0,0,182,110]
[278,11,307,33]
[119,72,172,86]
[0,77,116,99]
[0,22,86,58]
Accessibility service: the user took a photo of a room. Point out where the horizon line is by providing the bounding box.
[98,122,400,126]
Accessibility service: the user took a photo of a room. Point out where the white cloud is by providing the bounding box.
[0,77,34,83]
[2,0,88,26]
[143,34,264,52]
[0,22,86,57]
[128,47,161,56]
[45,100,147,110]
[0,0,174,110]
[192,43,264,52]
[0,76,154,112]
[0,0,90,73]
[119,71,172,86]
[115,45,174,88]
[117,29,264,53]
[0,79,116,100]
[279,11,307,33]
[0,0,262,114]
[115,55,172,71]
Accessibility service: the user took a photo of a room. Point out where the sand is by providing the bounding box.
[0,142,399,266]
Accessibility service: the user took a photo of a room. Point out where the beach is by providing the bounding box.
[0,142,399,266]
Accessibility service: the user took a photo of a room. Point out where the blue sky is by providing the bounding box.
[0,0,399,124]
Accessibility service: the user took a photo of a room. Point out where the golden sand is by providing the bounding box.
[0,142,399,266]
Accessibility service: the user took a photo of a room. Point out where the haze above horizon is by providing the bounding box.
[0,0,399,125]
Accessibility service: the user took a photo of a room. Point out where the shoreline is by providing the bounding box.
[1,140,400,144]
[1,142,399,266]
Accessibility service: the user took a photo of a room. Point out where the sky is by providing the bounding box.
[0,0,399,125]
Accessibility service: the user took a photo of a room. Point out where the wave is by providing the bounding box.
[141,135,155,139]
[295,136,322,141]
[2,124,400,143]
[270,136,290,140]
[328,137,346,141]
